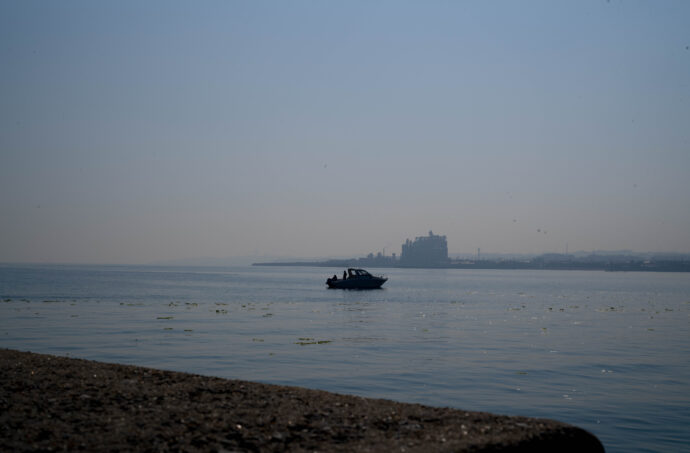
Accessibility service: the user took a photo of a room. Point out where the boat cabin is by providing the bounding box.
[348,268,374,278]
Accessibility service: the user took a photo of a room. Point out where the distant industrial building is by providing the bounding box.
[253,230,690,272]
[401,231,449,267]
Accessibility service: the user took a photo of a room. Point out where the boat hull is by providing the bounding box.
[326,277,387,289]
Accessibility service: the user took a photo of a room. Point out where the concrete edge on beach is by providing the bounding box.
[0,349,605,452]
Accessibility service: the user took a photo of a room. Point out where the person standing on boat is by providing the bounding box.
[343,270,347,280]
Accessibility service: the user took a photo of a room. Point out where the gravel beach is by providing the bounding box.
[1,349,604,452]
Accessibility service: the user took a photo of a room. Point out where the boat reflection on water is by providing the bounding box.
[326,268,387,289]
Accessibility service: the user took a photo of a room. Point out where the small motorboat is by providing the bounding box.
[326,268,387,289]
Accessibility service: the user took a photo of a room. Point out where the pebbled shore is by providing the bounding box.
[1,349,604,452]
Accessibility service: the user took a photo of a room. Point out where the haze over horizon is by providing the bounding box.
[2,1,689,265]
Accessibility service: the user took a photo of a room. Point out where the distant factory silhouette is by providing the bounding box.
[356,231,448,267]
[401,231,448,267]
[254,230,690,272]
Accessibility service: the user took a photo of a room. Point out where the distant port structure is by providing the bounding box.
[253,230,690,272]
[401,231,449,267]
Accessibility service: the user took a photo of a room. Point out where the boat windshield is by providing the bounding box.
[350,269,372,277]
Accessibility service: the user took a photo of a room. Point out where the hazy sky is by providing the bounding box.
[2,1,689,264]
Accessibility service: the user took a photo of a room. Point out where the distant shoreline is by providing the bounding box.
[253,259,690,272]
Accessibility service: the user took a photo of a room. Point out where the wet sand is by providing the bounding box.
[1,349,604,452]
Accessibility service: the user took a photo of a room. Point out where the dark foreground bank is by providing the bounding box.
[0,349,604,452]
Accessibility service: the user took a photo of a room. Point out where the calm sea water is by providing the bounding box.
[1,264,689,452]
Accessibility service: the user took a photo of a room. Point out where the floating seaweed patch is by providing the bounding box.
[184,329,193,332]
[262,313,273,318]
[215,309,228,314]
[163,327,173,330]
[215,302,227,306]
[157,316,174,320]
[295,338,332,345]
[186,302,198,307]
[168,302,180,307]
[597,306,623,312]
[252,338,264,342]
[3,298,12,302]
